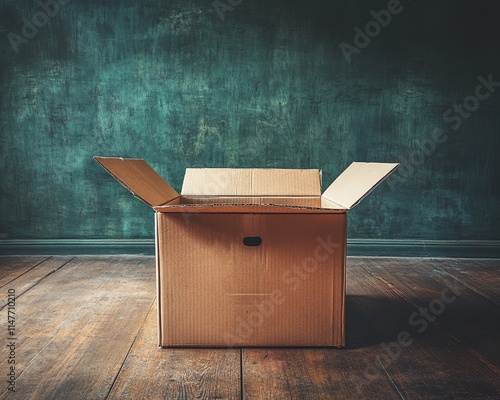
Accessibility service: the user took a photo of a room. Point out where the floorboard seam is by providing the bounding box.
[377,356,406,400]
[0,256,76,311]
[0,256,52,289]
[104,298,157,400]
[240,348,244,400]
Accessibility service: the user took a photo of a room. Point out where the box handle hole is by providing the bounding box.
[243,236,262,247]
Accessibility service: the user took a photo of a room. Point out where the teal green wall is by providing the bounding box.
[1,0,499,240]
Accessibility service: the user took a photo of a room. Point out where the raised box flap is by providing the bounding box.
[322,162,399,210]
[94,157,179,207]
[181,168,321,197]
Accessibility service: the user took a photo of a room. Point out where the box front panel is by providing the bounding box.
[157,213,346,347]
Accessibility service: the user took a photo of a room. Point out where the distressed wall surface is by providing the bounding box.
[0,0,499,240]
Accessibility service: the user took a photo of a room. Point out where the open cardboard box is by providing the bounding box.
[95,157,398,347]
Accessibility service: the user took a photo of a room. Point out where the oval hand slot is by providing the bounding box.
[243,236,262,247]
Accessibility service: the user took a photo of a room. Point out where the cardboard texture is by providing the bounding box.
[94,157,399,347]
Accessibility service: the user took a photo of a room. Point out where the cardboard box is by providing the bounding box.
[94,157,398,347]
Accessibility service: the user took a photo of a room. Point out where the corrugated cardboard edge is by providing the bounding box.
[155,213,163,347]
[153,203,346,214]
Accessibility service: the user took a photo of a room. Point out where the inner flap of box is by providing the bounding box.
[321,162,399,210]
[94,157,179,207]
[178,168,323,208]
[181,168,322,196]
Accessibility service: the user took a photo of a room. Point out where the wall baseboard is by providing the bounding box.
[346,239,500,258]
[0,239,499,258]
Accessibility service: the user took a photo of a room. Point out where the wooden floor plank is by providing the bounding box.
[243,348,402,399]
[107,300,241,400]
[0,256,74,310]
[0,256,50,287]
[350,257,500,399]
[432,258,500,305]
[0,255,156,400]
[1,256,116,376]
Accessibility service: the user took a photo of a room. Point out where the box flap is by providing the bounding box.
[181,168,321,197]
[322,162,399,210]
[94,156,179,207]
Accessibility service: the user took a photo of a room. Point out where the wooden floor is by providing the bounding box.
[0,256,498,399]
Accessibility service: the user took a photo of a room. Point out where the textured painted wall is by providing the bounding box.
[0,0,499,240]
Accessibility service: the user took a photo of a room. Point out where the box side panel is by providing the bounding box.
[333,213,347,347]
[157,213,346,347]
